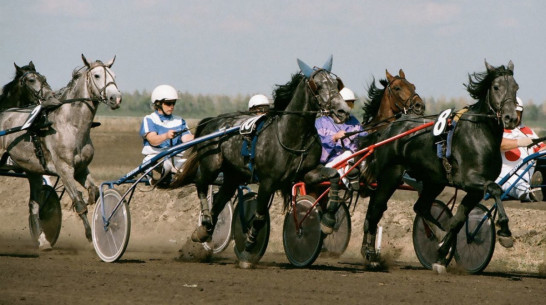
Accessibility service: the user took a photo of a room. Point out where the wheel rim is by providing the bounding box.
[92,189,131,262]
[202,202,233,253]
[455,204,495,274]
[283,195,323,267]
[412,200,452,269]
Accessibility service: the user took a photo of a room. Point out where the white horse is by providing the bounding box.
[0,54,122,249]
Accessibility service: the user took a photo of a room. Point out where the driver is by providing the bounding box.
[315,87,367,191]
[248,94,270,115]
[497,97,545,202]
[140,84,194,185]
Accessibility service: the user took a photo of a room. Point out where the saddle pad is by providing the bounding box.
[240,114,265,135]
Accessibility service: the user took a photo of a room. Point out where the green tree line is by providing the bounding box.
[99,91,546,134]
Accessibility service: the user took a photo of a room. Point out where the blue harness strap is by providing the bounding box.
[241,115,267,182]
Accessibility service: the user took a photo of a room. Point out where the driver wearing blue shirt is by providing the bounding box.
[140,85,194,179]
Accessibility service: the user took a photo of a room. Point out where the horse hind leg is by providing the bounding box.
[75,168,99,206]
[27,175,51,250]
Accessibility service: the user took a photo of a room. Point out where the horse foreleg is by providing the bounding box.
[486,182,513,248]
[75,168,99,207]
[361,166,402,265]
[27,174,51,250]
[244,181,273,252]
[55,163,92,241]
[191,182,214,243]
[303,166,341,234]
[434,190,481,273]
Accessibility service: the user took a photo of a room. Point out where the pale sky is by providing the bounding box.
[1,0,545,104]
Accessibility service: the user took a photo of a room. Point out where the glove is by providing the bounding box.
[517,137,533,147]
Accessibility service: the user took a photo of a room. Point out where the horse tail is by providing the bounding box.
[280,183,292,213]
[169,147,199,188]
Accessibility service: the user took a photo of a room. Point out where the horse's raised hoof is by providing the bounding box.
[191,225,212,243]
[498,235,514,248]
[38,232,52,251]
[432,263,447,275]
[320,212,336,235]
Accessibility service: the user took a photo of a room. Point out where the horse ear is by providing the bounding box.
[386,69,394,83]
[105,55,116,68]
[14,62,22,75]
[399,69,405,79]
[484,59,495,72]
[507,60,514,72]
[81,54,91,68]
[297,58,314,78]
[322,55,333,72]
[337,77,344,91]
[28,61,35,71]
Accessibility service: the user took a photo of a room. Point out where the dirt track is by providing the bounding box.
[0,118,545,304]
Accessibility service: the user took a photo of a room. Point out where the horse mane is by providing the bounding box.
[465,65,513,101]
[55,66,85,99]
[272,72,305,113]
[362,78,388,124]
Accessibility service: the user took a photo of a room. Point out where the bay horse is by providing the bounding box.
[170,56,351,266]
[361,60,519,274]
[0,61,60,111]
[0,54,122,249]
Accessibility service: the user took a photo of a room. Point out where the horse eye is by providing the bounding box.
[94,74,101,79]
[493,85,499,91]
[28,79,36,83]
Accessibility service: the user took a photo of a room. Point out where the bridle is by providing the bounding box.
[386,76,423,115]
[19,71,48,104]
[306,68,344,116]
[485,71,517,123]
[61,63,119,107]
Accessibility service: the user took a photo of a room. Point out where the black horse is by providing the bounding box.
[171,57,351,266]
[0,61,59,111]
[361,60,519,273]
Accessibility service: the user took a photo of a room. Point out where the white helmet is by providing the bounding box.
[340,87,356,101]
[248,94,269,109]
[516,96,523,112]
[151,84,178,104]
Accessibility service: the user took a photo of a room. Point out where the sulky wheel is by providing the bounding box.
[232,192,270,265]
[200,185,233,254]
[322,201,351,257]
[92,188,131,263]
[29,184,62,247]
[283,195,323,267]
[412,199,454,270]
[454,203,495,274]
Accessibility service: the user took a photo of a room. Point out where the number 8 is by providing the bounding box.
[433,109,452,136]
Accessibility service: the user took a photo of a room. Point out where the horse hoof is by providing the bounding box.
[38,232,52,251]
[320,223,334,235]
[320,213,335,234]
[498,236,514,248]
[191,226,211,243]
[238,260,255,269]
[432,263,447,275]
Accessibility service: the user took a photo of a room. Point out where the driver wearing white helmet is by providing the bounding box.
[497,97,546,202]
[140,84,194,185]
[248,94,270,114]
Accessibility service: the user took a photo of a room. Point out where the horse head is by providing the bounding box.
[81,54,122,109]
[384,69,425,115]
[297,55,351,123]
[12,61,58,108]
[466,60,518,129]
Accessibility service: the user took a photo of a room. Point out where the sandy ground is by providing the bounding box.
[0,117,544,304]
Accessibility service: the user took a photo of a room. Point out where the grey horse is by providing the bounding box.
[0,54,122,249]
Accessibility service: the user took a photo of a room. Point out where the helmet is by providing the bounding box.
[151,85,178,104]
[516,96,523,112]
[248,94,270,109]
[340,87,356,101]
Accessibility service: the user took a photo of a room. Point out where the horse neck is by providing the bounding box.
[369,94,396,130]
[277,82,318,143]
[56,75,99,125]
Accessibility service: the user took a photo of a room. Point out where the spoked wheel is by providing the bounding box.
[29,185,62,247]
[200,185,233,254]
[283,195,323,267]
[454,203,495,274]
[322,201,351,257]
[92,188,131,263]
[412,200,454,270]
[232,192,270,264]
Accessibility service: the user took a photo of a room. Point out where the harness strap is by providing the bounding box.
[438,108,469,184]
